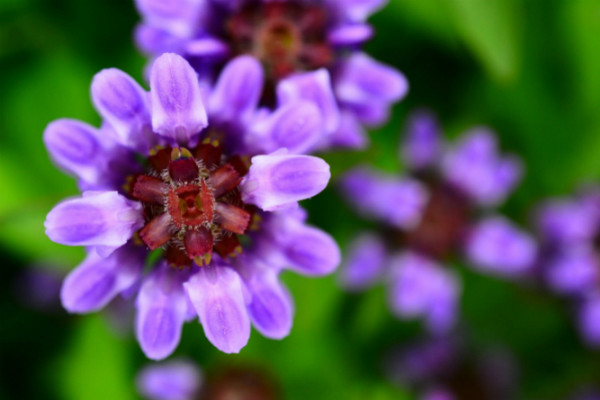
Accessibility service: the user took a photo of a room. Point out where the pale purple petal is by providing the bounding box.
[339,233,387,291]
[388,252,460,334]
[150,53,207,145]
[45,191,144,250]
[442,129,523,207]
[43,119,105,185]
[579,293,600,347]
[136,265,189,360]
[340,167,428,229]
[465,217,537,277]
[251,101,324,154]
[184,263,250,353]
[61,245,144,313]
[135,24,183,55]
[236,257,294,339]
[330,0,387,21]
[327,111,368,149]
[277,69,340,134]
[327,23,373,46]
[401,110,443,170]
[545,246,599,295]
[91,68,153,152]
[278,220,341,276]
[537,198,599,245]
[240,151,330,211]
[183,36,229,58]
[136,359,203,400]
[209,56,263,123]
[135,0,205,37]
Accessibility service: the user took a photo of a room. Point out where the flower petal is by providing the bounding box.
[209,55,263,123]
[327,111,368,150]
[340,167,427,229]
[136,359,203,400]
[136,266,189,360]
[330,0,387,21]
[184,263,250,353]
[240,151,330,211]
[61,245,144,313]
[537,198,600,245]
[150,53,207,145]
[335,53,408,108]
[237,257,294,339]
[545,246,599,295]
[91,68,153,152]
[579,293,600,347]
[401,110,443,170]
[327,23,373,46]
[339,233,387,291]
[43,119,105,185]
[277,69,340,134]
[252,101,324,154]
[45,191,144,250]
[135,0,205,37]
[465,217,537,277]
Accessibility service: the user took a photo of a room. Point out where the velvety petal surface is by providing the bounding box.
[45,191,144,250]
[136,359,203,400]
[240,151,330,211]
[150,53,207,145]
[184,263,250,353]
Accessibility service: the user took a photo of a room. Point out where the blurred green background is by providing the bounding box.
[1,0,600,399]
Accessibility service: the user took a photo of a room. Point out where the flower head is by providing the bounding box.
[44,53,340,359]
[134,0,408,150]
[339,110,536,333]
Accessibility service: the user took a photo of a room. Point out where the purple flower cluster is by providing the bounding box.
[134,0,408,150]
[44,53,340,359]
[536,188,600,346]
[339,110,537,334]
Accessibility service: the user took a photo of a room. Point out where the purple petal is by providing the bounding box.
[278,220,341,276]
[340,167,427,229]
[209,55,263,123]
[465,217,537,277]
[277,69,340,134]
[327,23,373,46]
[184,36,229,58]
[61,245,144,313]
[91,68,153,152]
[388,252,460,334]
[237,257,294,339]
[579,293,600,347]
[136,266,189,360]
[330,0,387,21]
[135,0,204,37]
[537,198,599,245]
[442,129,523,206]
[401,110,443,170]
[136,359,203,400]
[545,246,599,295]
[45,191,144,250]
[135,24,182,55]
[339,233,387,291]
[335,53,408,108]
[252,101,324,154]
[326,111,368,149]
[43,119,105,185]
[150,53,207,145]
[184,264,250,353]
[240,151,330,211]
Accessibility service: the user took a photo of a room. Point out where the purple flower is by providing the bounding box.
[134,0,408,150]
[137,359,203,400]
[44,53,340,359]
[339,110,536,334]
[536,189,600,346]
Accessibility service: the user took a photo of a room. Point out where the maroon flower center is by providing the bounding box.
[225,1,333,103]
[128,142,256,268]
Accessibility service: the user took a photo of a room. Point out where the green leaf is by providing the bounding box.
[54,317,136,400]
[445,0,522,81]
[386,0,457,45]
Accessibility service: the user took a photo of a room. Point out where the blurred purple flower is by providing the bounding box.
[536,189,600,346]
[339,110,536,334]
[134,0,408,150]
[44,53,340,359]
[137,359,203,400]
[15,265,64,312]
